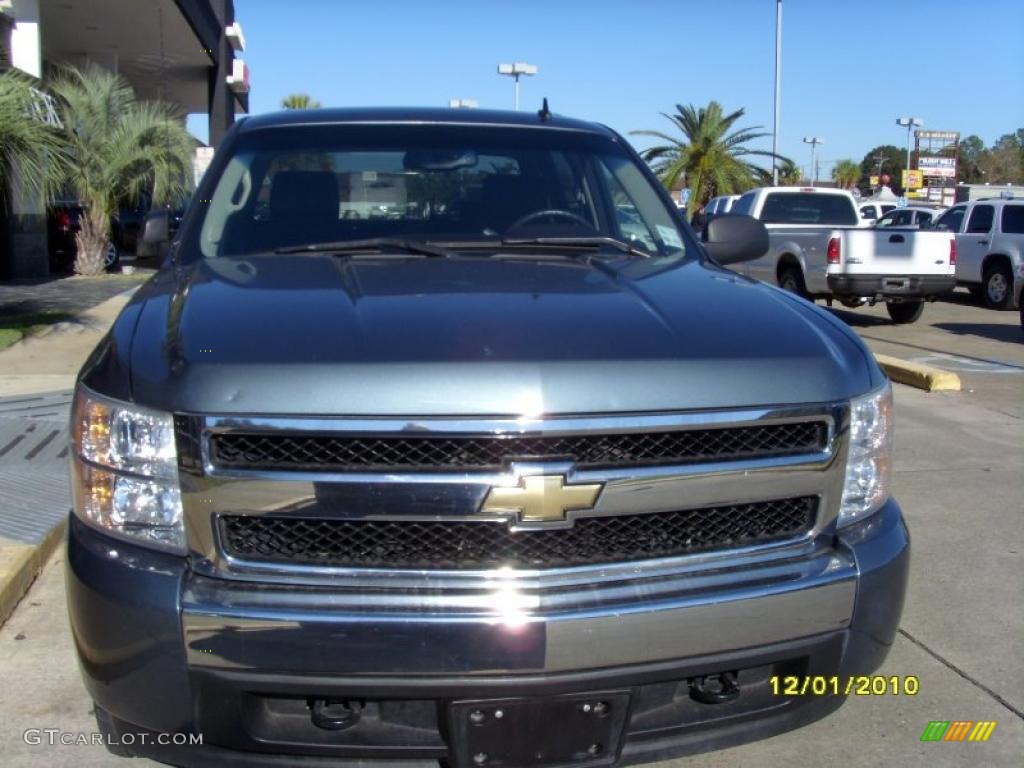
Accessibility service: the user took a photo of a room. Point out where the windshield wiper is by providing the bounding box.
[499,236,654,258]
[275,238,453,258]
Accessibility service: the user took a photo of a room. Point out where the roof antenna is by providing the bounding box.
[538,97,551,122]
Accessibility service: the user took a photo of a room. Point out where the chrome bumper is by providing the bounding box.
[182,538,855,675]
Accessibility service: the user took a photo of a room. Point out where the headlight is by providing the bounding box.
[839,381,893,527]
[70,387,185,553]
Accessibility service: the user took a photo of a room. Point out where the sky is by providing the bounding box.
[191,0,1024,180]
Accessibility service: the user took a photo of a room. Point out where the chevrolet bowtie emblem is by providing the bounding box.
[481,475,604,525]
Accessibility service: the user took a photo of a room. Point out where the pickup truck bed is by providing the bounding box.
[728,187,956,322]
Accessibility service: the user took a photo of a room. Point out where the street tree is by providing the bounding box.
[50,64,195,276]
[776,159,801,185]
[281,93,322,109]
[978,133,1023,184]
[831,159,860,190]
[858,145,905,193]
[957,135,986,183]
[632,101,786,214]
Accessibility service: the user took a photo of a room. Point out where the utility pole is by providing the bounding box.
[896,117,922,194]
[772,0,783,185]
[872,155,886,192]
[803,137,824,184]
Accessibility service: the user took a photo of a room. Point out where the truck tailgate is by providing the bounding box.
[830,228,955,277]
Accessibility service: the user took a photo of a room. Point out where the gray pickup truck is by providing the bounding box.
[67,108,908,767]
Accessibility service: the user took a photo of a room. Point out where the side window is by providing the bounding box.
[1000,204,1024,234]
[596,160,660,253]
[966,205,994,234]
[860,205,877,220]
[934,206,965,232]
[918,212,933,227]
[731,192,756,216]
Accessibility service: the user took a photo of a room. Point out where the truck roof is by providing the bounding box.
[238,107,617,138]
[754,186,855,196]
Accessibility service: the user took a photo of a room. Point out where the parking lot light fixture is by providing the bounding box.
[497,62,538,111]
[803,137,824,184]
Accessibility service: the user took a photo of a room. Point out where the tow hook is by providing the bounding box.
[310,698,363,731]
[688,672,740,705]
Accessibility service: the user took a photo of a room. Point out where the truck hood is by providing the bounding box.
[116,254,881,416]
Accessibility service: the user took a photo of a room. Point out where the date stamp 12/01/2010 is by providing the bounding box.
[769,675,920,696]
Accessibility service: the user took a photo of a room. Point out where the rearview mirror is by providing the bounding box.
[403,149,478,171]
[703,214,769,265]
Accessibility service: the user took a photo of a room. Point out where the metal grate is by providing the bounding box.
[219,497,817,570]
[209,422,827,473]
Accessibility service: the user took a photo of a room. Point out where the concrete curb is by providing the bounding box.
[0,518,66,628]
[875,353,962,392]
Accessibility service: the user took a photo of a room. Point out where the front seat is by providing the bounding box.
[266,170,340,249]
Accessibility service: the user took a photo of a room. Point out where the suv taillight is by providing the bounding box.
[56,211,71,230]
[949,239,957,265]
[827,237,841,264]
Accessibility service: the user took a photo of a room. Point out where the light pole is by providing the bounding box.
[803,137,824,184]
[896,117,922,195]
[772,0,783,185]
[497,62,537,110]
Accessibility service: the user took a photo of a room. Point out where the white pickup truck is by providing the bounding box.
[727,186,957,323]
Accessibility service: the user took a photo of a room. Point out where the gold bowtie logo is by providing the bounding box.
[481,475,603,524]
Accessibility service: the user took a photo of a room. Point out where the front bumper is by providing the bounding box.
[827,273,956,298]
[66,500,909,766]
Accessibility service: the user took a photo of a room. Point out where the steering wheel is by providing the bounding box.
[505,208,596,234]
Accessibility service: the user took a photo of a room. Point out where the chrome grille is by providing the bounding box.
[209,422,828,473]
[218,497,817,570]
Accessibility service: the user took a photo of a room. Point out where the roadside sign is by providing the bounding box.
[896,197,907,208]
[869,175,879,187]
[902,169,923,189]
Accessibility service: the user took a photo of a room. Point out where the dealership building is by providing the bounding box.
[0,0,249,278]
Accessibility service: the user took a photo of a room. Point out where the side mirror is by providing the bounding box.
[142,211,170,245]
[703,214,769,265]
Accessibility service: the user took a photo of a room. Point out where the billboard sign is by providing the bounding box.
[919,156,957,178]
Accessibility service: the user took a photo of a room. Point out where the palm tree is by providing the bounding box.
[777,159,802,186]
[281,93,322,109]
[632,101,787,214]
[0,70,67,204]
[49,64,195,276]
[831,159,860,190]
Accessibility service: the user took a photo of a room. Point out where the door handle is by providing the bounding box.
[979,239,989,245]
[888,234,905,243]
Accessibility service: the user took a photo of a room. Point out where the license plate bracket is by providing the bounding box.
[447,691,631,768]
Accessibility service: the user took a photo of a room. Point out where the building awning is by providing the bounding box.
[39,0,240,114]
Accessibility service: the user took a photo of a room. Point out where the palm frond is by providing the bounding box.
[633,100,788,212]
[0,70,69,202]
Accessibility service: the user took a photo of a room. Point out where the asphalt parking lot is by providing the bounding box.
[0,290,1021,767]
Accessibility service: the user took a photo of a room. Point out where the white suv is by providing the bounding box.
[934,198,1024,309]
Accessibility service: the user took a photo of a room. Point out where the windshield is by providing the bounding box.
[190,124,690,260]
[761,192,859,226]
